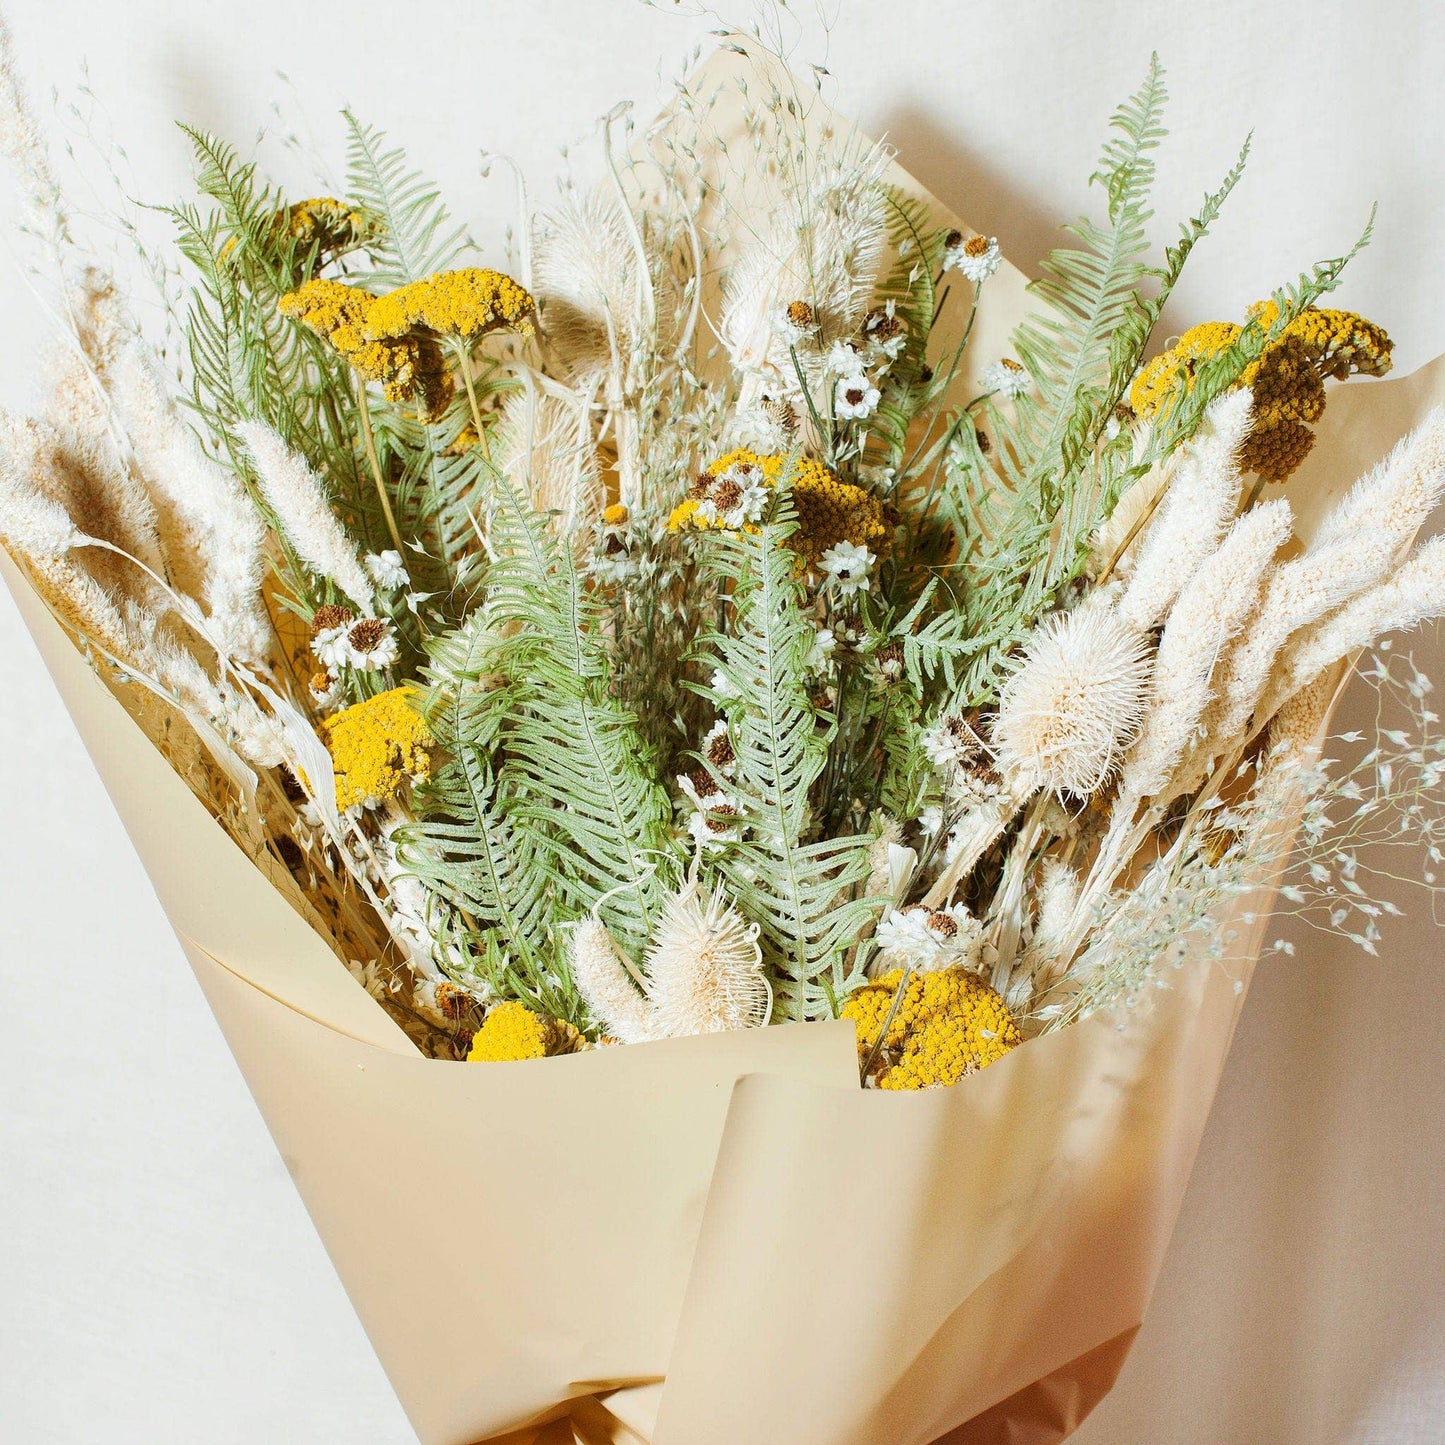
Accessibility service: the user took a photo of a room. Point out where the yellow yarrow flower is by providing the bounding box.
[279,278,454,420]
[319,685,433,812]
[1128,304,1393,483]
[365,267,536,343]
[843,966,1021,1090]
[466,1001,583,1062]
[667,448,888,572]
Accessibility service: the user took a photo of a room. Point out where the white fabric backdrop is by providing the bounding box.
[1,2,1443,1441]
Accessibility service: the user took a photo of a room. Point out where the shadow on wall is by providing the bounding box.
[877,103,1060,281]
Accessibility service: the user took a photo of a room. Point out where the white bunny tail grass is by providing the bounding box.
[992,601,1152,798]
[1261,533,1445,722]
[1310,407,1445,558]
[110,340,271,662]
[643,875,771,1039]
[237,421,373,613]
[568,916,652,1044]
[1117,390,1252,632]
[1121,497,1294,804]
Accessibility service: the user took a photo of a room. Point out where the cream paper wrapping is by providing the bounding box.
[6,50,1445,1445]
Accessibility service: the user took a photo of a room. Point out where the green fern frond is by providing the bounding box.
[484,478,677,955]
[343,113,470,288]
[699,498,876,1019]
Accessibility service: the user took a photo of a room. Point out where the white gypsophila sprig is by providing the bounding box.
[1117,389,1251,632]
[236,421,374,612]
[992,601,1152,797]
[1120,498,1294,804]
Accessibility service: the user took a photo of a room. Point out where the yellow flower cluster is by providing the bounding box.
[842,966,1021,1090]
[280,278,454,420]
[667,448,887,571]
[319,685,433,812]
[1128,305,1393,482]
[279,268,535,422]
[280,197,374,256]
[365,267,536,342]
[466,1001,583,1062]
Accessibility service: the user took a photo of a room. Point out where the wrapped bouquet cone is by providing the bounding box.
[5,37,1444,1445]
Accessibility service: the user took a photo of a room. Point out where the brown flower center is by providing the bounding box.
[347,618,388,652]
[310,603,355,636]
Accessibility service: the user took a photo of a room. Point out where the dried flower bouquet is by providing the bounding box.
[3,11,1445,1443]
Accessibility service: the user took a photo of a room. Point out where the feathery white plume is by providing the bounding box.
[112,340,271,661]
[492,370,603,534]
[720,140,890,391]
[1117,390,1251,632]
[992,601,1152,797]
[1263,533,1445,715]
[1309,408,1445,557]
[643,875,770,1038]
[1122,498,1294,803]
[569,917,652,1044]
[237,421,373,612]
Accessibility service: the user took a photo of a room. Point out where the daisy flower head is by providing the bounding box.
[943,230,1001,284]
[806,625,837,673]
[982,357,1030,399]
[862,304,905,361]
[693,460,770,529]
[701,719,737,777]
[874,903,984,972]
[835,374,881,421]
[819,541,875,596]
[774,298,818,346]
[364,550,409,591]
[826,339,866,378]
[341,617,400,672]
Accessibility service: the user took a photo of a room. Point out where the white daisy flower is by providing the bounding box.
[710,668,739,699]
[862,304,906,361]
[922,714,985,770]
[364,550,409,591]
[982,358,1030,399]
[773,300,818,346]
[918,805,944,836]
[819,541,875,596]
[340,618,400,672]
[307,669,345,712]
[826,339,866,377]
[701,719,737,777]
[311,624,354,673]
[857,462,896,490]
[942,231,1002,283]
[806,626,837,673]
[874,903,984,972]
[834,374,881,421]
[695,463,770,529]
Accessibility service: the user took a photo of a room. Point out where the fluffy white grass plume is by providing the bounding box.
[992,601,1152,798]
[1117,390,1251,632]
[569,916,652,1044]
[111,341,270,661]
[1199,416,1445,755]
[1261,533,1445,718]
[644,876,770,1038]
[720,140,890,392]
[237,421,373,612]
[1309,408,1445,556]
[491,371,603,534]
[1121,498,1294,803]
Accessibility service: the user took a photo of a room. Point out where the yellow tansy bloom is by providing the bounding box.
[365,267,536,343]
[279,278,454,420]
[843,966,1021,1090]
[467,1001,583,1062]
[280,197,375,255]
[319,685,433,812]
[1128,304,1393,483]
[667,448,888,572]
